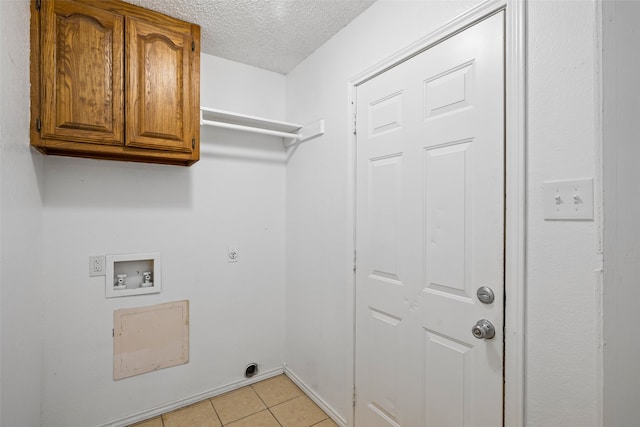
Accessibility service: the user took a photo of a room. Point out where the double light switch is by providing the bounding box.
[543,178,594,220]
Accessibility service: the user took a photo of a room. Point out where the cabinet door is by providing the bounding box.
[126,17,194,153]
[41,0,124,145]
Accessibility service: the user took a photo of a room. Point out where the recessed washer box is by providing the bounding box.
[106,253,161,298]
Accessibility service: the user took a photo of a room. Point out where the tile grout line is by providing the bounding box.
[269,393,303,409]
[206,398,223,426]
[220,408,270,426]
[309,417,331,427]
[253,378,332,427]
[267,407,284,427]
[267,394,330,427]
[214,385,275,426]
[251,383,283,427]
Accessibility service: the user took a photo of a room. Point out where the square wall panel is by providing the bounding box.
[114,300,189,380]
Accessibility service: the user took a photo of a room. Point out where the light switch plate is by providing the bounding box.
[543,178,594,220]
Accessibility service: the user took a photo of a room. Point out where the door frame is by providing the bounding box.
[345,1,526,426]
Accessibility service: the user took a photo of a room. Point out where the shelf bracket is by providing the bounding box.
[293,119,325,144]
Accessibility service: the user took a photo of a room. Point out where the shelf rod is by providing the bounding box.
[200,119,301,140]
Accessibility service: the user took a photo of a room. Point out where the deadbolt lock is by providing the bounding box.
[477,286,495,304]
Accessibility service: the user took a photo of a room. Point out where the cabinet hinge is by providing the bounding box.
[192,41,195,52]
[36,118,41,132]
[192,138,195,149]
[35,0,41,11]
[112,329,114,337]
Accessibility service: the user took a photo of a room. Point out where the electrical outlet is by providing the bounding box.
[89,255,105,277]
[227,247,239,263]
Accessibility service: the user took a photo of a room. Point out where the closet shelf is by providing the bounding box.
[200,107,324,143]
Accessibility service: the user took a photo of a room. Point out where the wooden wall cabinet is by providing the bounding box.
[30,0,200,166]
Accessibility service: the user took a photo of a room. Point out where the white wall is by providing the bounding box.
[526,2,602,425]
[602,1,640,425]
[39,54,288,426]
[285,0,603,425]
[0,0,45,426]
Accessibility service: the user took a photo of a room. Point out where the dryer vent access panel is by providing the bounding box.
[113,300,189,380]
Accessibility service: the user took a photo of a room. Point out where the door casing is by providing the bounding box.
[345,1,526,426]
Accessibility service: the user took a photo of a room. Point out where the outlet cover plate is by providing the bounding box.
[543,178,594,220]
[89,255,106,277]
[227,247,239,263]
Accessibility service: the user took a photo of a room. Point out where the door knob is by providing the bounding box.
[471,319,495,340]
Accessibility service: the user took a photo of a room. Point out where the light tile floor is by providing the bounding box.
[130,375,338,427]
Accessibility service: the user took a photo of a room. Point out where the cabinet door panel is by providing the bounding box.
[126,17,193,153]
[41,0,123,145]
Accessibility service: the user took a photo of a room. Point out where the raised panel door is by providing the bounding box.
[40,0,124,145]
[125,17,193,153]
[355,12,505,426]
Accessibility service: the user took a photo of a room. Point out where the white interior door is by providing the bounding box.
[355,12,505,427]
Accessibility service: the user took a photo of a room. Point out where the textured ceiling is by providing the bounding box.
[125,0,376,74]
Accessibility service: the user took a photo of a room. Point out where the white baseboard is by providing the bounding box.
[96,366,284,427]
[284,366,347,427]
